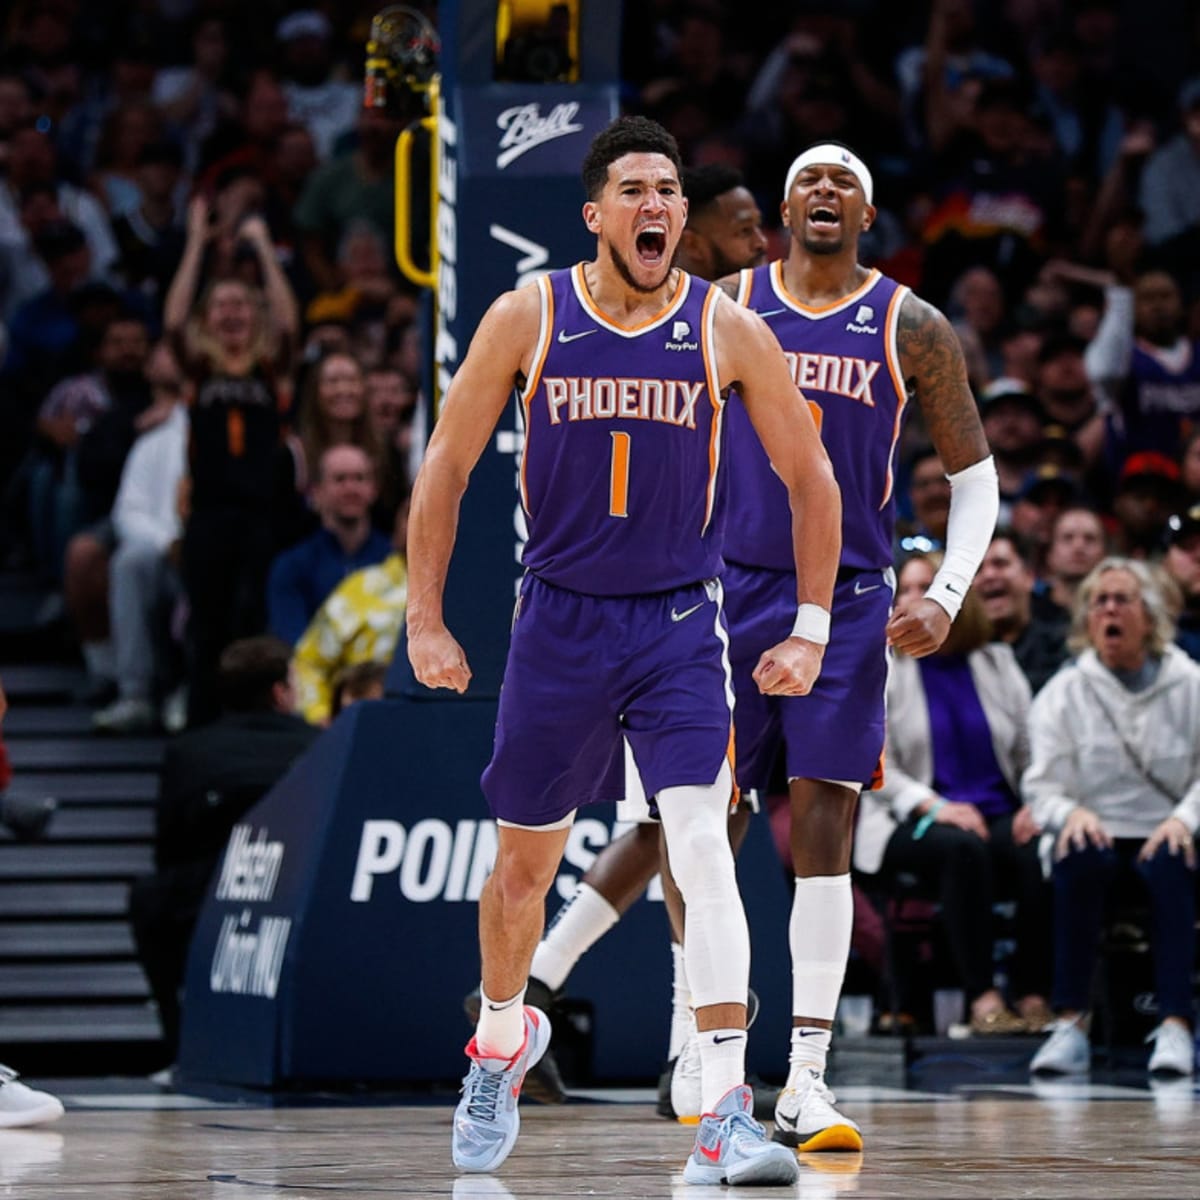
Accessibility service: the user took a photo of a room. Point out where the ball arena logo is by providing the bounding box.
[496,102,584,169]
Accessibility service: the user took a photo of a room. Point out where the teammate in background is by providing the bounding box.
[474,163,769,1110]
[408,117,840,1184]
[717,143,998,1150]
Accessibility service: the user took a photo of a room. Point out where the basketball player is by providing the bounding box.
[407,117,840,1185]
[463,163,769,1109]
[716,144,998,1151]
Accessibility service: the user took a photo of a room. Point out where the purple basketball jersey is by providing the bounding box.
[723,262,910,571]
[519,265,727,595]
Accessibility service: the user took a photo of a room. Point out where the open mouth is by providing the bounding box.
[1103,622,1122,639]
[808,205,840,229]
[636,224,667,266]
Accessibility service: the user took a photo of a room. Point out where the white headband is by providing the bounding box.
[783,144,873,204]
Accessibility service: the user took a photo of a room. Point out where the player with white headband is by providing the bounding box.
[690,141,999,1150]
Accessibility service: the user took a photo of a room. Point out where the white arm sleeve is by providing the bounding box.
[924,454,999,620]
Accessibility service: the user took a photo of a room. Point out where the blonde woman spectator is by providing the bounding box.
[1025,557,1200,1076]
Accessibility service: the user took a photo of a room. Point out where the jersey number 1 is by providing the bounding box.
[609,431,630,518]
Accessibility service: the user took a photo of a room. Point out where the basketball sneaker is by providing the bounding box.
[682,1084,799,1186]
[1146,1021,1195,1076]
[452,1006,551,1173]
[1029,1016,1090,1075]
[0,1065,64,1128]
[462,979,566,1104]
[670,988,761,1124]
[772,1066,862,1151]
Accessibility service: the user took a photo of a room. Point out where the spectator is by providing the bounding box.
[275,10,361,162]
[979,377,1045,525]
[291,498,408,726]
[1163,505,1200,662]
[1033,334,1106,473]
[110,140,187,311]
[977,528,1071,693]
[29,311,152,582]
[295,350,384,491]
[164,195,299,725]
[329,659,388,720]
[196,69,291,195]
[1010,464,1082,575]
[293,105,403,297]
[950,266,1008,389]
[895,446,950,553]
[88,100,165,219]
[92,344,189,734]
[1181,428,1200,507]
[364,364,416,528]
[1039,505,1108,621]
[856,551,1050,1035]
[1086,267,1200,465]
[127,636,318,1063]
[1111,451,1186,559]
[266,443,390,646]
[150,15,236,173]
[1138,77,1200,254]
[1025,557,1200,1077]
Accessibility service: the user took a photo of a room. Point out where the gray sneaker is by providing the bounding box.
[452,1006,551,1173]
[682,1084,799,1186]
[92,697,157,735]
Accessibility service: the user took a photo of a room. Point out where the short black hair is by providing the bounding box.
[581,115,682,200]
[681,163,745,217]
[218,635,292,712]
[990,524,1036,566]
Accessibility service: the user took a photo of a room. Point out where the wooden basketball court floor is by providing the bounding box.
[3,1073,1198,1199]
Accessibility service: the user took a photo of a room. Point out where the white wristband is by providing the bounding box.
[790,604,830,645]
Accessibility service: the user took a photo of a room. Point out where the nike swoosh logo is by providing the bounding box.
[711,1033,743,1044]
[557,328,597,344]
[945,581,961,594]
[796,1029,825,1037]
[671,602,704,623]
[854,579,881,595]
[699,1141,723,1162]
[757,307,787,318]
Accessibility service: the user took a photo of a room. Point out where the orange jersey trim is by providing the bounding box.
[518,275,555,516]
[700,284,724,535]
[771,260,881,317]
[879,285,910,509]
[571,263,691,335]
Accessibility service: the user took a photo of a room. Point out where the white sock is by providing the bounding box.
[697,1026,745,1112]
[82,640,115,681]
[474,983,526,1061]
[668,940,692,1061]
[789,1025,832,1075]
[530,882,619,991]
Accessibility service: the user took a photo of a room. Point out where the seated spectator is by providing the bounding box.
[894,446,950,554]
[949,266,1008,389]
[364,364,415,528]
[110,140,186,311]
[1137,78,1200,262]
[292,499,408,726]
[275,10,361,162]
[296,349,381,486]
[329,659,388,720]
[92,348,189,735]
[1033,334,1106,473]
[29,312,152,582]
[1010,464,1082,575]
[127,636,318,1064]
[266,444,390,646]
[856,552,1051,1036]
[1025,557,1200,1077]
[1038,505,1108,623]
[1163,506,1200,662]
[976,528,1071,693]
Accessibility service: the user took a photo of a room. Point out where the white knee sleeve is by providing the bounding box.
[790,874,853,1021]
[656,761,749,1010]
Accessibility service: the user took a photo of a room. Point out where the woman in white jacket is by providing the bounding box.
[855,553,1052,1036]
[1025,556,1200,1076]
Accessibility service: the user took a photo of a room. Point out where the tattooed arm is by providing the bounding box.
[889,292,999,656]
[896,292,990,472]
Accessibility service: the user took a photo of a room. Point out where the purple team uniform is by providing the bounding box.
[725,261,911,788]
[481,265,736,827]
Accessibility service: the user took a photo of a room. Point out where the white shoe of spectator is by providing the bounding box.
[1147,1022,1195,1076]
[1030,1017,1090,1075]
[161,685,189,734]
[0,1065,64,1128]
[92,697,157,735]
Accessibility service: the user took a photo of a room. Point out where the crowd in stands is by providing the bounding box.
[0,0,1196,1081]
